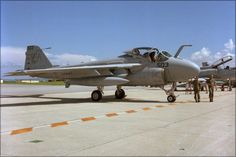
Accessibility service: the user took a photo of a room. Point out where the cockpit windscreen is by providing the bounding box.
[123,47,172,62]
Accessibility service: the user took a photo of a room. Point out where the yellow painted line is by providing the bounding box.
[142,107,151,110]
[106,113,118,117]
[81,117,96,122]
[51,121,68,127]
[126,110,136,113]
[10,127,33,135]
[156,105,165,107]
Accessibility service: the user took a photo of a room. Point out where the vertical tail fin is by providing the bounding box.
[24,45,52,70]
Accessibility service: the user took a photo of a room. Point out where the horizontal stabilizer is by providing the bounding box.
[5,70,26,76]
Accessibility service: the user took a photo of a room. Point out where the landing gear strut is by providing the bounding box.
[115,86,126,99]
[160,82,177,102]
[91,86,103,101]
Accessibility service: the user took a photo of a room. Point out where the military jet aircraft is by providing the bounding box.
[199,55,236,89]
[6,45,200,102]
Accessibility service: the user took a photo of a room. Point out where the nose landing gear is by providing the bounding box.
[160,82,177,102]
[167,95,176,102]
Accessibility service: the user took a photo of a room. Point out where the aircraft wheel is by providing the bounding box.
[115,89,125,99]
[91,90,102,101]
[167,95,176,102]
[65,82,70,88]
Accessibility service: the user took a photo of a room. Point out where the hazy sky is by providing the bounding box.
[1,1,235,74]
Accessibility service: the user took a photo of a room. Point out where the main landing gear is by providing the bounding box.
[115,86,126,99]
[160,82,177,103]
[91,86,126,101]
[91,90,103,101]
[91,86,104,101]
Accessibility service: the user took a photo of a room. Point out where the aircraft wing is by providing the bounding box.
[6,63,143,79]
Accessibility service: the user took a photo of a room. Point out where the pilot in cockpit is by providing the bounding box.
[133,49,140,56]
[156,53,162,61]
[143,50,156,62]
[149,51,156,62]
[143,52,152,62]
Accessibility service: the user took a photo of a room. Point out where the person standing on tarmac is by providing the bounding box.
[206,75,215,102]
[193,76,200,102]
[227,78,232,91]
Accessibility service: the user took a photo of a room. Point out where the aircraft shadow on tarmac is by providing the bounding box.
[0,94,169,107]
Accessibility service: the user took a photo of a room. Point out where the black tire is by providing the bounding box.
[91,90,102,101]
[65,82,70,88]
[115,89,125,99]
[167,95,176,102]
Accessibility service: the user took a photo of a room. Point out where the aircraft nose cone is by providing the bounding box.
[188,61,200,77]
[166,58,200,82]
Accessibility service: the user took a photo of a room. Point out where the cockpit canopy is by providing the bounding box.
[122,47,172,62]
[211,55,233,68]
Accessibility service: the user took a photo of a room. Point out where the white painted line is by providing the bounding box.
[94,115,106,119]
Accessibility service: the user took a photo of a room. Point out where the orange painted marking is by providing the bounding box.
[81,117,96,122]
[156,105,165,107]
[10,127,33,135]
[106,113,118,117]
[51,121,68,127]
[126,110,136,113]
[142,107,151,110]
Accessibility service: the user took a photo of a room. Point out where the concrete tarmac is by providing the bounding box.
[1,84,235,156]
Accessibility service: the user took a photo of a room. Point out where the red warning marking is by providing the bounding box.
[81,117,96,122]
[156,105,165,107]
[10,127,33,135]
[126,110,136,113]
[51,121,68,127]
[142,107,151,110]
[106,113,118,117]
